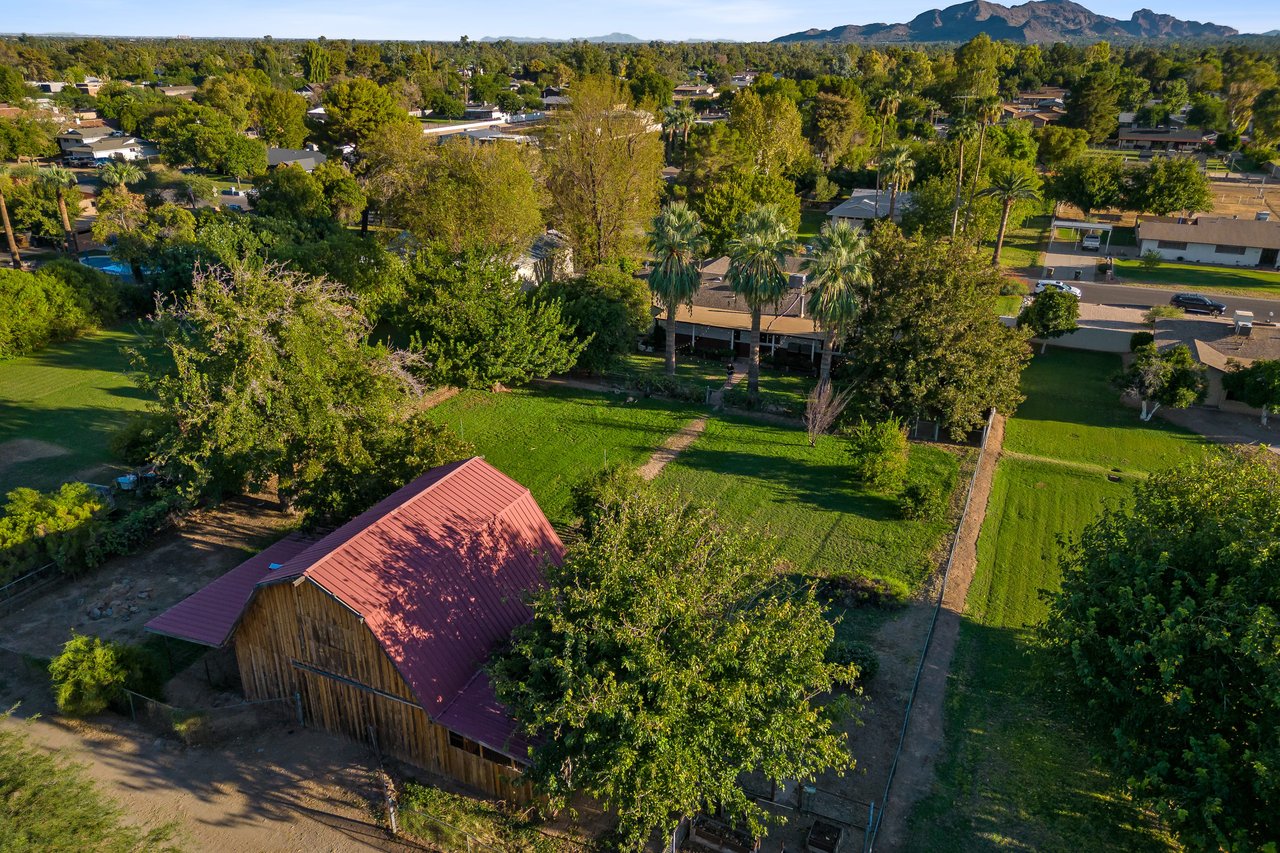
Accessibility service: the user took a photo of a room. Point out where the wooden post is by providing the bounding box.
[294,691,303,726]
[380,770,399,836]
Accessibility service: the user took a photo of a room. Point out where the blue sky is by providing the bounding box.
[4,0,1277,42]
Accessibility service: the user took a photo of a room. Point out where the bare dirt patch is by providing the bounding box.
[638,417,709,480]
[0,495,295,659]
[0,438,70,477]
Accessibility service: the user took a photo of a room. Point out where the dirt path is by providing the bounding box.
[637,361,746,480]
[871,414,1006,852]
[1,713,420,852]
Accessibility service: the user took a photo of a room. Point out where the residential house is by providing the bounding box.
[1157,317,1280,415]
[155,85,197,98]
[146,457,562,802]
[463,104,508,121]
[266,146,328,172]
[515,229,573,284]
[827,189,912,229]
[63,135,151,165]
[1136,215,1280,269]
[1116,127,1209,151]
[654,255,824,366]
[75,77,104,97]
[56,120,113,153]
[673,83,717,101]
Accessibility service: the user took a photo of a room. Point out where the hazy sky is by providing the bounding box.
[4,0,1277,42]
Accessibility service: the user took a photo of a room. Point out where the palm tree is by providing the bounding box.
[648,202,708,376]
[726,204,794,405]
[660,104,697,151]
[979,166,1041,267]
[41,167,81,258]
[0,166,22,270]
[874,90,902,207]
[880,145,916,222]
[948,117,978,239]
[98,160,145,191]
[963,96,1003,234]
[802,221,871,390]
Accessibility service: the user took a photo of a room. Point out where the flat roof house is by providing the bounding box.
[146,458,563,802]
[1157,317,1280,416]
[1117,128,1210,151]
[266,146,328,172]
[1136,216,1280,269]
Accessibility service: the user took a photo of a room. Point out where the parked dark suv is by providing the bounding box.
[1170,293,1228,316]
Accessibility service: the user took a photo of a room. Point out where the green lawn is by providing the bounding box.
[609,352,728,389]
[995,294,1024,316]
[426,385,699,527]
[999,214,1050,272]
[617,352,816,415]
[658,416,961,596]
[906,348,1196,851]
[1114,258,1280,297]
[0,328,149,493]
[798,208,828,242]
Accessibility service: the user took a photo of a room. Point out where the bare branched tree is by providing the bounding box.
[804,382,854,447]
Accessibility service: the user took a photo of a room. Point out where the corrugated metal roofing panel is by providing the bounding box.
[144,534,314,647]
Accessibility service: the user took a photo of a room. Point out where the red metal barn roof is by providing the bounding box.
[147,457,562,758]
[144,534,315,647]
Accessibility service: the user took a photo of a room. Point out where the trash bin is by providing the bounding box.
[1073,269,1082,280]
[1046,267,1055,278]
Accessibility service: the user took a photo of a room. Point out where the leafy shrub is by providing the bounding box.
[999,279,1026,296]
[845,417,909,492]
[1129,331,1155,352]
[897,480,947,520]
[826,639,880,685]
[1144,304,1184,324]
[0,483,110,581]
[83,490,187,568]
[0,262,124,360]
[1139,249,1163,271]
[625,373,710,403]
[571,464,645,539]
[108,412,176,466]
[48,635,132,716]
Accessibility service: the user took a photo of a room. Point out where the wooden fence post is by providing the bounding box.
[294,691,303,726]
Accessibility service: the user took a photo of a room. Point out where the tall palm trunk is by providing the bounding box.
[950,141,967,239]
[888,184,899,222]
[963,123,989,234]
[748,309,762,405]
[875,118,885,207]
[818,328,835,391]
[56,189,79,258]
[665,302,678,376]
[0,191,20,269]
[992,198,1013,266]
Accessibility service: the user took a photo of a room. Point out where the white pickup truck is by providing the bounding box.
[1081,231,1102,251]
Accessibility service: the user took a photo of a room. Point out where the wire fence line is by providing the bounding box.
[0,561,58,615]
[866,408,998,852]
[120,688,302,745]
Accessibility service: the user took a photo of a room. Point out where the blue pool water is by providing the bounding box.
[80,256,131,277]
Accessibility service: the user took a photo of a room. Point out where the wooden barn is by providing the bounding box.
[146,457,563,801]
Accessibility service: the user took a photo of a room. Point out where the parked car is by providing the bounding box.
[1034,280,1084,298]
[1170,293,1227,316]
[1081,231,1102,251]
[226,203,245,212]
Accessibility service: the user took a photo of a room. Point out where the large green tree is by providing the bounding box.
[1128,156,1213,217]
[1222,358,1280,426]
[839,225,1030,438]
[322,77,413,147]
[492,489,857,852]
[1114,343,1207,421]
[1043,449,1280,852]
[544,75,663,269]
[1016,288,1078,351]
[129,263,434,507]
[1047,156,1126,218]
[401,244,583,389]
[539,265,651,374]
[980,162,1041,266]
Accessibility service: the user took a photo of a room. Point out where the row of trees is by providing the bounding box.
[1049,153,1214,218]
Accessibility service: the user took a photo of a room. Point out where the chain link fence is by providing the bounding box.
[121,688,301,745]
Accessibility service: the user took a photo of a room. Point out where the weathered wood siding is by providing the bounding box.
[234,579,530,802]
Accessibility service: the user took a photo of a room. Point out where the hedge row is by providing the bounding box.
[0,260,131,360]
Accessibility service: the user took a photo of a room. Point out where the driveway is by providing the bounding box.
[1041,235,1098,283]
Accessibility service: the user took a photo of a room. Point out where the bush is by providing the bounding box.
[897,480,947,520]
[0,483,110,582]
[0,262,124,360]
[83,489,187,568]
[48,635,132,716]
[845,417,909,492]
[1139,250,1163,271]
[1129,331,1155,352]
[999,279,1026,296]
[826,639,879,685]
[571,464,645,540]
[108,412,175,465]
[1144,304,1184,324]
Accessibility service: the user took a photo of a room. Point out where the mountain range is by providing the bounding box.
[772,0,1238,43]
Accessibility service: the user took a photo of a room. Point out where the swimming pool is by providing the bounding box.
[80,256,132,277]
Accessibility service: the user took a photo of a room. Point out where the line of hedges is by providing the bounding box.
[0,260,138,360]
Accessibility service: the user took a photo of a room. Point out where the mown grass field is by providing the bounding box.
[658,416,962,595]
[907,347,1196,852]
[0,328,149,493]
[1113,258,1280,297]
[616,352,816,414]
[999,214,1050,272]
[427,385,699,526]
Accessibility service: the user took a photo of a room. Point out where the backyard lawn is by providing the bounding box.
[798,208,828,242]
[0,328,149,493]
[998,214,1050,272]
[617,352,816,414]
[1113,258,1280,297]
[907,347,1197,851]
[658,416,962,595]
[426,385,699,526]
